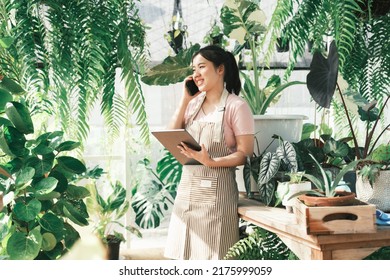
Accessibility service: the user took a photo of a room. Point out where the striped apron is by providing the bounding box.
[164,89,239,260]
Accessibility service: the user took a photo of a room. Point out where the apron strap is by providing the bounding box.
[187,89,230,143]
[213,89,229,142]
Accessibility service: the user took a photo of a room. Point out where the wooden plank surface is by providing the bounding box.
[238,196,390,259]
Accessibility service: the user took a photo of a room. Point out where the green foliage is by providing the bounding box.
[220,0,305,115]
[244,136,298,205]
[0,0,150,144]
[141,44,200,86]
[0,101,90,260]
[263,0,365,78]
[364,246,390,260]
[290,154,359,198]
[131,158,177,229]
[225,224,297,260]
[86,179,142,244]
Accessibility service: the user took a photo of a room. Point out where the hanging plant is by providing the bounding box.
[164,0,188,54]
[0,0,150,144]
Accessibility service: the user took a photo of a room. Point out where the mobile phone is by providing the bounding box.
[185,79,199,96]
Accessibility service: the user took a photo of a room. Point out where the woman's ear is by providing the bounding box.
[217,64,225,75]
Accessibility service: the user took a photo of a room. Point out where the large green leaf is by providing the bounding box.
[7,227,42,260]
[220,0,266,43]
[26,157,53,178]
[39,213,65,240]
[15,167,35,190]
[306,41,339,108]
[0,77,24,95]
[56,156,87,175]
[55,141,80,152]
[62,201,89,226]
[323,138,349,158]
[0,89,13,113]
[258,152,280,185]
[106,181,126,212]
[0,126,27,157]
[33,177,59,197]
[258,181,276,206]
[141,44,200,86]
[5,102,34,134]
[13,199,42,222]
[371,144,390,163]
[275,141,298,173]
[132,180,171,229]
[66,185,90,200]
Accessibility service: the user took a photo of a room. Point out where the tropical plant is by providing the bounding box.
[293,134,355,173]
[0,101,91,260]
[224,223,298,260]
[141,44,200,86]
[131,157,178,229]
[0,0,150,144]
[307,41,389,159]
[261,0,389,150]
[243,136,298,205]
[357,143,390,187]
[290,154,360,199]
[274,171,311,209]
[306,39,389,189]
[261,0,390,83]
[219,0,306,115]
[86,180,142,245]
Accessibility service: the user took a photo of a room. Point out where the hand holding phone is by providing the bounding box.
[185,79,200,96]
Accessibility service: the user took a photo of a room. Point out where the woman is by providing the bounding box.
[164,45,254,260]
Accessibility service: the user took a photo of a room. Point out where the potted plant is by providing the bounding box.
[275,171,311,212]
[243,135,299,205]
[355,143,390,211]
[0,101,91,260]
[86,179,142,260]
[219,0,308,153]
[164,0,188,54]
[288,154,360,207]
[306,40,390,210]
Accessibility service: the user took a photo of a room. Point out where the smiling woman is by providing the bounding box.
[163,45,254,260]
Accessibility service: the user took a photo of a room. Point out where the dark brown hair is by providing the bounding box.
[192,45,241,95]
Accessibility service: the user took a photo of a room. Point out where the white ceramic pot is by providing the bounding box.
[356,170,390,211]
[253,114,308,154]
[282,181,312,209]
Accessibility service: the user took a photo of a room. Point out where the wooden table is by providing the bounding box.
[238,196,390,260]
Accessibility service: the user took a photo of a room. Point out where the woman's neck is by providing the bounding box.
[204,85,224,105]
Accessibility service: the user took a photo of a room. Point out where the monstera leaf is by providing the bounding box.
[306,41,339,108]
[141,44,200,86]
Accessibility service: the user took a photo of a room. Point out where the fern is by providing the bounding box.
[264,0,363,79]
[224,224,297,260]
[1,0,149,145]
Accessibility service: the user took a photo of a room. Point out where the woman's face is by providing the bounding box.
[192,54,224,93]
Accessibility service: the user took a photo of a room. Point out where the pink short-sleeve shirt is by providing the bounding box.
[184,93,254,152]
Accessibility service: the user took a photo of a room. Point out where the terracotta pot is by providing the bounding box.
[298,191,356,207]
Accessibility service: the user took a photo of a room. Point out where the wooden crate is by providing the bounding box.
[294,198,377,235]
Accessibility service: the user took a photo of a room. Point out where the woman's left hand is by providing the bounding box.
[178,142,214,167]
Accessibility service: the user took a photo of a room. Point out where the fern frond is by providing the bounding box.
[224,225,296,260]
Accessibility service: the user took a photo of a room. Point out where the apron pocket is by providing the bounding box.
[190,176,217,205]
